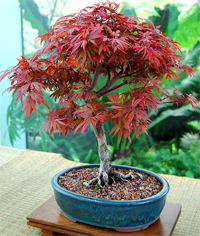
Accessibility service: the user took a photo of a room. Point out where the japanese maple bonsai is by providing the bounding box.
[1,1,199,231]
[1,2,198,192]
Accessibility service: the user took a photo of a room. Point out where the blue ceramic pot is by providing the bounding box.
[52,164,169,232]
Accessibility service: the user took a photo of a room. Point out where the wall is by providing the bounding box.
[0,0,26,149]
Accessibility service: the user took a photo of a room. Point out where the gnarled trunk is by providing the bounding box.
[95,123,111,187]
[83,123,143,188]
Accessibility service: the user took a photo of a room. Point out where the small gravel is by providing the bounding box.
[58,167,162,200]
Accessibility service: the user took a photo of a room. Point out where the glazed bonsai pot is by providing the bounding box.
[52,164,169,232]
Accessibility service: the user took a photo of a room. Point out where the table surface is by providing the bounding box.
[0,146,200,236]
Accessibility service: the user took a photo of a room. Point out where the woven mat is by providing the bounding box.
[0,146,200,236]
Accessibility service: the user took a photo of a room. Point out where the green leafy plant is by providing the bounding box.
[19,0,49,35]
[5,97,25,146]
[146,3,200,143]
[174,2,200,50]
[180,132,200,150]
[149,4,180,39]
[180,130,200,175]
[112,145,200,178]
[146,148,199,178]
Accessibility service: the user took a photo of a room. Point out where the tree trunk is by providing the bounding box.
[95,123,111,186]
[83,122,143,188]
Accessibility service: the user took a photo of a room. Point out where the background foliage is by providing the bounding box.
[5,0,200,178]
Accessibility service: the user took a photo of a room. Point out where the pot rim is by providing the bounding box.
[52,164,169,205]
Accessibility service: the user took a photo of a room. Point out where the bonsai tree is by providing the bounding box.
[1,2,198,187]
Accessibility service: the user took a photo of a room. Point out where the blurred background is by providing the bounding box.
[0,0,199,178]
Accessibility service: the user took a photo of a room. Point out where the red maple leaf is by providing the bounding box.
[0,1,198,141]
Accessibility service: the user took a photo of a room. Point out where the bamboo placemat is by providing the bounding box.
[0,147,80,236]
[0,146,200,236]
[0,146,27,166]
[160,173,200,236]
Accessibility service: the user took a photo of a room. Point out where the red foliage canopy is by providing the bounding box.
[0,1,198,142]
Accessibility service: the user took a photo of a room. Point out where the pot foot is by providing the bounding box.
[61,210,77,223]
[113,223,150,232]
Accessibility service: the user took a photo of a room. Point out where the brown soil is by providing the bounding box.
[58,167,162,200]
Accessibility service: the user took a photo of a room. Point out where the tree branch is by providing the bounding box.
[88,64,103,91]
[97,70,148,98]
[107,67,111,81]
[96,67,123,97]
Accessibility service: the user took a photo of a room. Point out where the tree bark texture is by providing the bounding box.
[95,123,111,186]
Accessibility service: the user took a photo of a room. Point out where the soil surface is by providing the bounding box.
[58,167,162,200]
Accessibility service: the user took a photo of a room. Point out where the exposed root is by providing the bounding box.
[83,168,143,189]
[83,177,99,188]
[83,169,109,188]
[112,170,143,181]
[111,170,143,187]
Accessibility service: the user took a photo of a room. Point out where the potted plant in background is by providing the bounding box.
[0,1,199,232]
